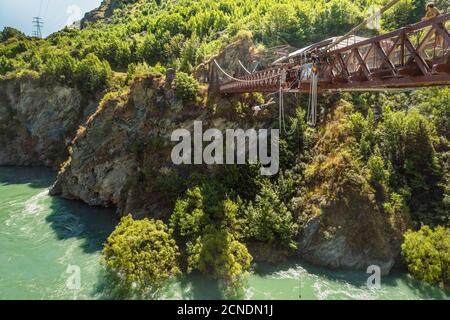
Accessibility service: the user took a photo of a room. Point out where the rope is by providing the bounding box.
[214,59,281,83]
[278,74,299,136]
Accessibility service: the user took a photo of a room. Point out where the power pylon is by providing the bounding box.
[32,17,44,38]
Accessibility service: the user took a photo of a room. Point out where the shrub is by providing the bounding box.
[187,226,252,283]
[169,184,244,241]
[0,56,14,74]
[102,215,180,290]
[366,146,390,186]
[170,186,209,240]
[126,61,165,82]
[402,226,450,288]
[1,27,25,42]
[75,53,111,95]
[245,183,298,249]
[41,51,77,85]
[173,72,199,103]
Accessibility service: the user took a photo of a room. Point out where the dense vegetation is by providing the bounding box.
[402,226,449,288]
[1,0,449,293]
[102,215,180,293]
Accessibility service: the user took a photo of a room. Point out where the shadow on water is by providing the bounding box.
[177,274,225,300]
[0,166,55,189]
[93,268,225,300]
[0,166,118,254]
[46,196,118,254]
[397,271,450,300]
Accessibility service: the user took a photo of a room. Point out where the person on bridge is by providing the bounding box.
[422,2,444,47]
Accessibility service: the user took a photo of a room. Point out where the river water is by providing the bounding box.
[0,167,448,300]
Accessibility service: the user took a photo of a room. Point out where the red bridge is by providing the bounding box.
[219,13,450,94]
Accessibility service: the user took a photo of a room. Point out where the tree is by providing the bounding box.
[245,183,298,249]
[75,53,111,95]
[1,27,25,42]
[170,186,210,240]
[173,71,199,103]
[187,226,252,283]
[102,215,181,291]
[262,4,310,47]
[314,0,362,40]
[402,225,450,289]
[41,50,77,85]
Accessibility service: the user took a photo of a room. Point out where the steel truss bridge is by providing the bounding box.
[219,14,450,94]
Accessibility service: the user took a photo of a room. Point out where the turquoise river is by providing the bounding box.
[0,167,448,300]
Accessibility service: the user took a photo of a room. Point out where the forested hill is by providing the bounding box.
[0,0,449,294]
[2,0,447,78]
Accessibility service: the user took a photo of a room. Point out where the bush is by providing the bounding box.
[41,51,77,85]
[75,53,111,95]
[402,226,450,288]
[102,215,180,291]
[366,146,390,186]
[173,72,199,103]
[1,27,25,42]
[126,61,165,82]
[187,226,252,283]
[0,56,14,74]
[245,183,298,249]
[170,183,244,240]
[170,186,209,240]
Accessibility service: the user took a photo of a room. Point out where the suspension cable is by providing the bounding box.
[214,60,281,83]
[238,60,252,74]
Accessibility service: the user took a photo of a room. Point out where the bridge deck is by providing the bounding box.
[220,13,450,94]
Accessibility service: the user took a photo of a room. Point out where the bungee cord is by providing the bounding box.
[307,69,319,126]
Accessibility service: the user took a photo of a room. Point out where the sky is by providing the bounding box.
[0,0,102,37]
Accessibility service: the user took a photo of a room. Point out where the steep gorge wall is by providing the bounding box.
[0,77,95,168]
[51,75,204,216]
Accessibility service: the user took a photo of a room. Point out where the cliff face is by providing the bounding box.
[0,77,93,168]
[81,0,139,28]
[50,75,204,217]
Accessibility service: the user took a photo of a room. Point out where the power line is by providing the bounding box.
[38,0,44,17]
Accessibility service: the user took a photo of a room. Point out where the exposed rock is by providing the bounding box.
[50,75,204,216]
[50,37,268,217]
[0,77,93,169]
[247,242,294,264]
[81,0,139,28]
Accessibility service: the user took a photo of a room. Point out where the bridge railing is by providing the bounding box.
[323,13,450,82]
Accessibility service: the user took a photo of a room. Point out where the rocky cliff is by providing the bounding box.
[0,76,95,168]
[51,75,201,216]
